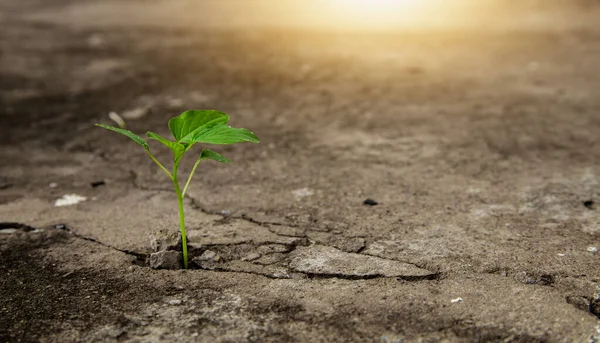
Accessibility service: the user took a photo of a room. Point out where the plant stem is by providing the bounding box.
[182,157,202,198]
[172,166,188,269]
[146,149,173,179]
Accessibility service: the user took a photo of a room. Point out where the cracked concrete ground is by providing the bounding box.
[2,0,600,342]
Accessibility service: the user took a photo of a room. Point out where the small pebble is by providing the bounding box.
[557,253,566,257]
[167,98,184,108]
[87,34,105,47]
[122,107,148,120]
[363,198,378,206]
[588,247,598,254]
[91,180,106,188]
[292,188,314,199]
[168,299,182,306]
[55,194,87,207]
[108,111,126,128]
[198,250,219,261]
[451,297,463,303]
[49,182,58,188]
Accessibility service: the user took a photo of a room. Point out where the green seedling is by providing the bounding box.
[96,110,259,268]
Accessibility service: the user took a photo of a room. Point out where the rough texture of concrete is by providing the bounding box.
[2,0,600,342]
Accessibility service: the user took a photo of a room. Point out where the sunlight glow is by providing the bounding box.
[326,0,446,28]
[330,0,421,13]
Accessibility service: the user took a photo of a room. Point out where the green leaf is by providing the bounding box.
[95,124,148,149]
[182,124,260,145]
[168,110,229,142]
[199,149,232,164]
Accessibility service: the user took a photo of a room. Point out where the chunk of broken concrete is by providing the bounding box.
[150,230,182,253]
[148,250,181,269]
[197,249,219,261]
[288,245,435,279]
[192,250,221,270]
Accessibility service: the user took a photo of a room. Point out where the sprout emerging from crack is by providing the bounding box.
[96,110,260,268]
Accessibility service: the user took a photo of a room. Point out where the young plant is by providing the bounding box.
[96,110,259,268]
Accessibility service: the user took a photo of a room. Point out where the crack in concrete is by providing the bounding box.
[0,222,36,231]
[4,222,437,281]
[129,170,304,231]
[2,222,146,261]
[129,172,438,280]
[0,183,13,190]
[355,245,367,254]
[0,173,431,281]
[265,226,306,238]
[239,213,297,228]
[303,272,387,280]
[304,272,440,281]
[190,266,438,281]
[359,250,441,276]
[202,241,303,250]
[193,265,293,280]
[397,273,440,281]
[52,223,147,261]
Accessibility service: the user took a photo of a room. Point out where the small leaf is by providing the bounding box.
[146,131,185,153]
[95,124,148,149]
[199,149,231,164]
[183,124,260,145]
[168,110,229,142]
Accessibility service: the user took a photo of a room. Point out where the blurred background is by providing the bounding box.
[12,0,600,30]
[2,0,600,209]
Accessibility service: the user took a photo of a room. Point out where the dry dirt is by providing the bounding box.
[2,0,600,342]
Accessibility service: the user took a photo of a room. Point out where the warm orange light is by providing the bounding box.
[330,0,420,13]
[326,0,442,29]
